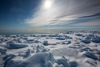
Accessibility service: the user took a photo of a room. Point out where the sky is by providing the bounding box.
[0,0,100,34]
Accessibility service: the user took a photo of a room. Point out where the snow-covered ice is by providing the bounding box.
[0,31,100,67]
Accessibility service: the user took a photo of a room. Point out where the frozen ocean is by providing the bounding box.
[0,31,100,67]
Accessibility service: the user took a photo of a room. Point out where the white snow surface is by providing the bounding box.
[0,31,100,67]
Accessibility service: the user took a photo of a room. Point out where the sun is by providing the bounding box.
[44,0,52,9]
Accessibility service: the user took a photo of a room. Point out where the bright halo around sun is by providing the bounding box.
[44,0,52,9]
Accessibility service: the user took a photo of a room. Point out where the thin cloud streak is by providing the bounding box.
[74,19,100,26]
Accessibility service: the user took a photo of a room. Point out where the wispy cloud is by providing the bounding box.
[25,0,100,27]
[74,19,100,26]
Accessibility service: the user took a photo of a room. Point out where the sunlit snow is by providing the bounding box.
[0,31,100,67]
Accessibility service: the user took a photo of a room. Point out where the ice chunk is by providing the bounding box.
[46,61,53,67]
[75,34,83,36]
[81,39,90,44]
[43,41,48,46]
[7,43,28,49]
[56,56,69,67]
[0,47,6,55]
[56,37,65,40]
[23,49,31,58]
[83,52,98,60]
[69,61,78,67]
[3,54,16,67]
[92,36,100,43]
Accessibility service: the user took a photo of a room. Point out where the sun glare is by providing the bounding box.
[44,0,51,9]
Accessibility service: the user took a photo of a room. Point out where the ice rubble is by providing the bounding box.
[0,31,100,67]
[6,52,55,67]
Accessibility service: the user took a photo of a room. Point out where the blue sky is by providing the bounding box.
[0,0,100,34]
